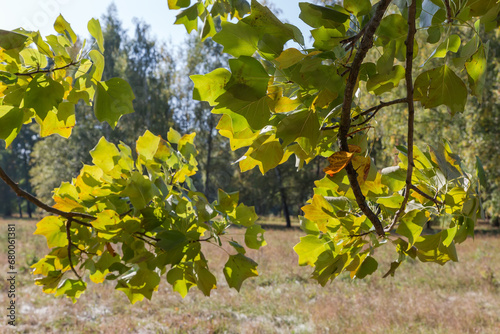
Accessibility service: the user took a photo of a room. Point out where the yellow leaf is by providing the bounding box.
[274,96,301,113]
[275,48,305,69]
[352,155,371,185]
[323,151,354,176]
[348,144,362,153]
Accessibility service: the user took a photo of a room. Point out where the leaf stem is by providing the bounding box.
[14,61,79,76]
[66,219,82,280]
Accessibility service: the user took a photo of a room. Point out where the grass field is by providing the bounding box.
[0,217,499,333]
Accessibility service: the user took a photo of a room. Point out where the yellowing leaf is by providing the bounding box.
[273,96,301,113]
[275,48,305,69]
[323,151,354,176]
[34,216,68,248]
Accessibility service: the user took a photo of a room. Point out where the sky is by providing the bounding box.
[0,0,312,46]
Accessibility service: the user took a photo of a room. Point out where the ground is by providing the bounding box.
[0,217,499,333]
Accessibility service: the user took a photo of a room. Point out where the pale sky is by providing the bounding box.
[0,0,311,46]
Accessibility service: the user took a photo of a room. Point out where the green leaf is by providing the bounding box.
[123,171,158,210]
[230,203,258,227]
[20,48,48,68]
[223,254,258,291]
[194,262,217,296]
[244,224,266,249]
[54,279,87,303]
[431,34,461,58]
[214,94,271,130]
[213,21,259,57]
[380,166,406,192]
[89,50,105,81]
[34,216,68,248]
[276,109,320,151]
[465,42,488,97]
[116,268,161,304]
[37,101,75,138]
[396,210,429,249]
[413,65,467,115]
[366,65,405,95]
[54,14,77,44]
[227,56,269,99]
[87,18,104,53]
[0,71,17,85]
[414,231,458,265]
[249,140,283,174]
[156,230,188,252]
[94,78,135,128]
[167,264,196,298]
[344,0,371,16]
[299,3,349,28]
[24,74,65,120]
[90,137,121,172]
[191,68,231,106]
[293,235,328,266]
[377,14,408,45]
[0,30,28,50]
[167,127,182,144]
[475,156,486,188]
[354,256,378,279]
[174,2,204,33]
[168,0,190,10]
[0,106,24,147]
[136,130,161,161]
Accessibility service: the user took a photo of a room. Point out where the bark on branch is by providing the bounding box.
[386,0,417,233]
[338,0,393,237]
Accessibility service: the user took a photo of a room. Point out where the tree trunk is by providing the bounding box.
[275,167,291,228]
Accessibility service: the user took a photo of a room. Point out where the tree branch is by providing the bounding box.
[14,61,79,77]
[66,219,82,280]
[386,0,417,233]
[322,98,407,131]
[443,0,453,23]
[410,184,444,206]
[338,0,393,237]
[0,166,95,221]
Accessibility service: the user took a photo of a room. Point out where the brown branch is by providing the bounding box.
[134,231,159,242]
[340,25,367,50]
[443,0,453,23]
[0,166,95,222]
[386,0,417,233]
[14,61,78,76]
[410,184,444,206]
[322,98,407,131]
[338,0,393,237]
[66,219,82,280]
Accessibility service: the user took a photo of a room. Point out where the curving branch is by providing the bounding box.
[386,0,418,233]
[338,0,393,237]
[0,166,95,222]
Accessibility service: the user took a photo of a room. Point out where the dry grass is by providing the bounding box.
[0,217,499,333]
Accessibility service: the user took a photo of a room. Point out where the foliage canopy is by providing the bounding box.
[0,0,497,302]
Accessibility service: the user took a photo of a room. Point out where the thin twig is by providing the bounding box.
[410,184,444,206]
[323,98,407,131]
[14,61,78,76]
[340,25,367,50]
[386,0,417,233]
[134,231,160,242]
[338,0,393,237]
[66,219,82,280]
